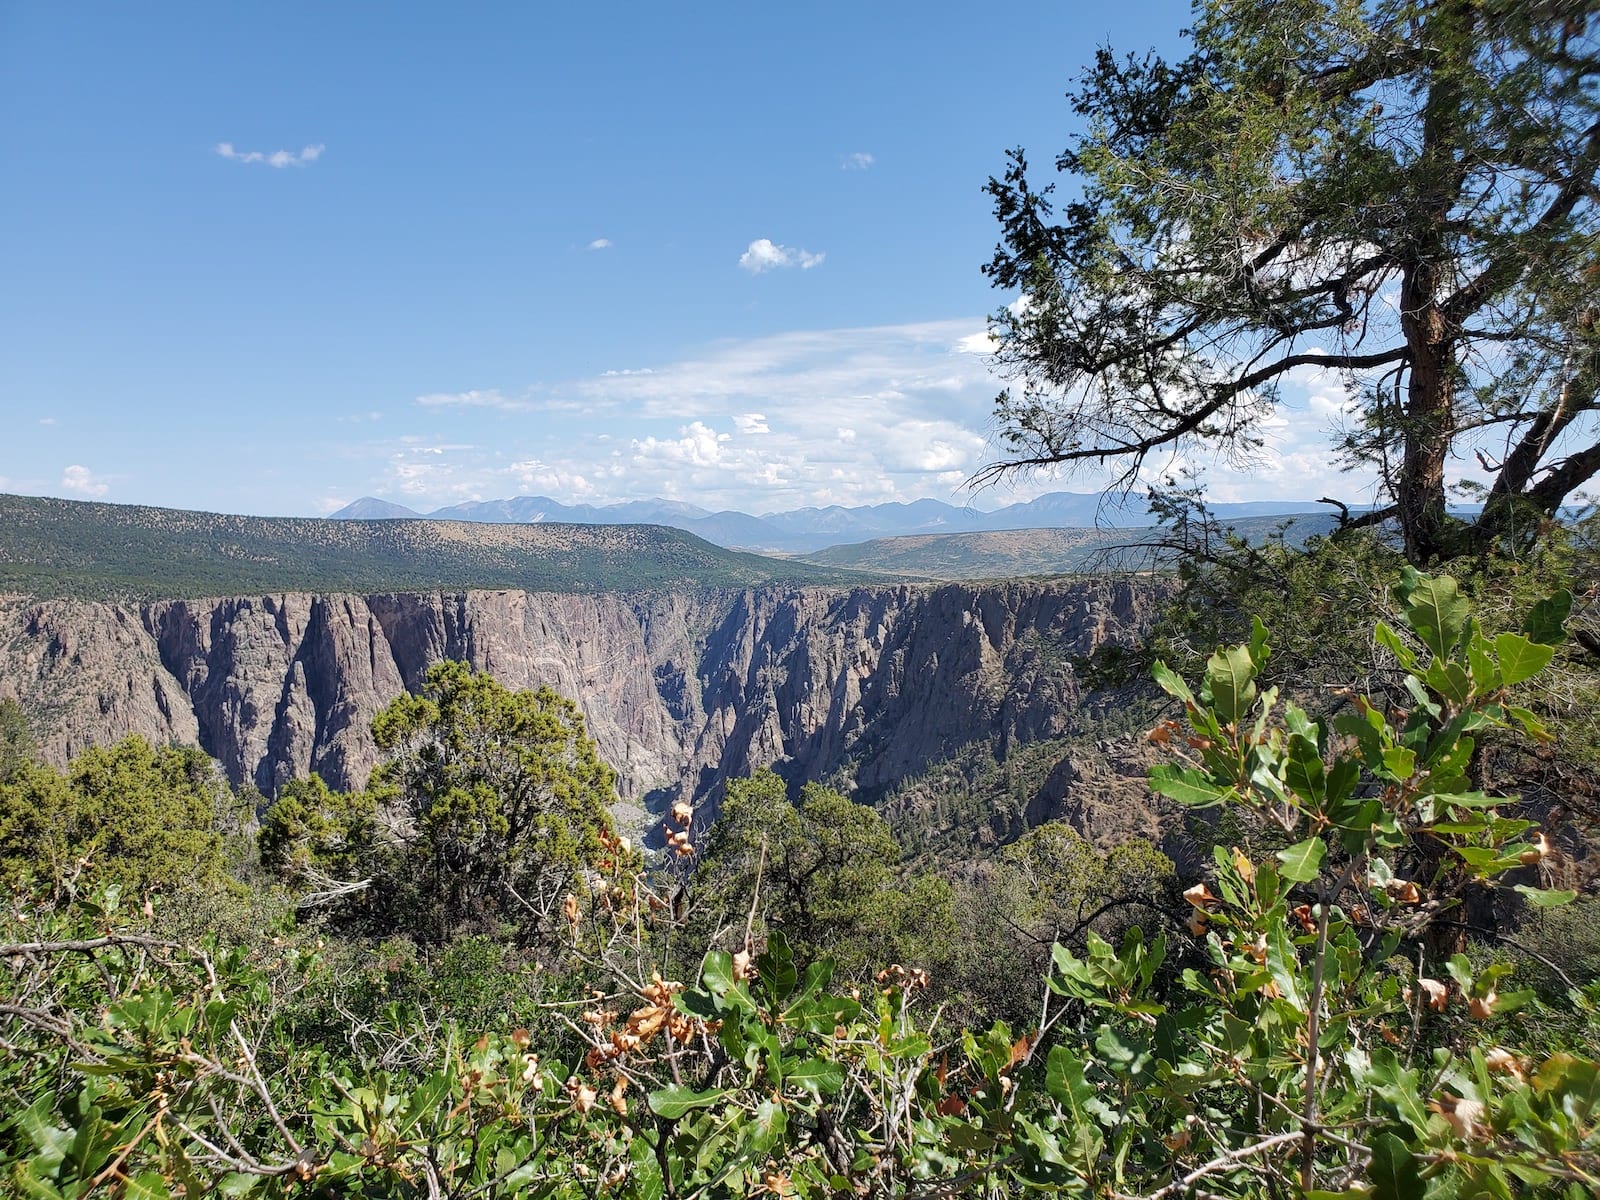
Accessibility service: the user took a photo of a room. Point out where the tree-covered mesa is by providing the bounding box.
[981,0,1600,562]
[3,572,1598,1198]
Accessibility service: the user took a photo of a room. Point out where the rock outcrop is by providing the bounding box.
[0,579,1163,836]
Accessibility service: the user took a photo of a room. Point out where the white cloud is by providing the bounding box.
[215,142,325,168]
[61,464,108,497]
[881,420,987,473]
[357,316,1392,514]
[508,460,596,497]
[38,417,57,425]
[738,238,825,274]
[955,330,998,355]
[386,443,483,498]
[631,421,731,469]
[588,238,612,250]
[415,389,525,412]
[841,152,875,170]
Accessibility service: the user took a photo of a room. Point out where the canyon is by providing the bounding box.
[0,579,1165,840]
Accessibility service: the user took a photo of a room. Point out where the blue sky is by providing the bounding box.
[1,1,1364,517]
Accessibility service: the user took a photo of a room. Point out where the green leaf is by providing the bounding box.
[122,1174,172,1200]
[1264,922,1304,1012]
[1045,1045,1096,1118]
[1468,629,1499,693]
[1494,633,1554,687]
[1249,615,1272,664]
[1276,837,1326,883]
[1423,658,1473,707]
[1396,570,1469,661]
[700,951,734,996]
[15,1097,72,1172]
[1380,746,1416,779]
[742,1098,787,1158]
[396,1071,451,1135]
[12,1172,67,1200]
[1368,1131,1425,1200]
[1374,620,1418,670]
[1284,733,1326,804]
[1514,884,1577,908]
[1488,989,1535,1015]
[786,1058,843,1097]
[1148,764,1233,808]
[1151,661,1196,706]
[1363,1048,1432,1135]
[1505,705,1554,742]
[1326,755,1360,805]
[1524,590,1572,644]
[757,931,797,1003]
[1533,1054,1600,1121]
[1202,643,1257,725]
[648,1085,730,1119]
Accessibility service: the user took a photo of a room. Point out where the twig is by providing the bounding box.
[1301,899,1333,1191]
[1430,919,1582,991]
[742,837,767,954]
[86,1114,161,1191]
[0,934,183,955]
[1118,1129,1306,1200]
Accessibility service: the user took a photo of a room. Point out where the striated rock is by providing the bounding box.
[0,579,1167,838]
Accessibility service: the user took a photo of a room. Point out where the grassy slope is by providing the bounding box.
[0,494,873,600]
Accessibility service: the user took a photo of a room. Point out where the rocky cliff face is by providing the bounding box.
[0,579,1163,835]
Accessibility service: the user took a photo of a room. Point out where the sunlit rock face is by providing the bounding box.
[0,578,1163,835]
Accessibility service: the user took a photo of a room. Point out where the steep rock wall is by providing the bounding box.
[0,579,1162,833]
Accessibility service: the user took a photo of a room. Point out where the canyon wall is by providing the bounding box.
[0,580,1162,835]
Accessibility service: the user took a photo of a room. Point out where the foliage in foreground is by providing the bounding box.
[4,572,1599,1197]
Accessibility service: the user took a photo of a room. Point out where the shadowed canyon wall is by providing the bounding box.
[0,580,1162,834]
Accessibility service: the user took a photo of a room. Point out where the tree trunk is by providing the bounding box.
[1396,0,1474,564]
[1398,258,1455,563]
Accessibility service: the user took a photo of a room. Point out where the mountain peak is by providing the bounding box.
[327,497,423,520]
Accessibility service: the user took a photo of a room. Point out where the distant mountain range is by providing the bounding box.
[330,491,1334,554]
[799,513,1343,579]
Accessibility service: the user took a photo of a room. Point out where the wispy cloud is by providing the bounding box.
[587,238,613,250]
[738,238,824,274]
[415,389,524,412]
[354,317,1388,514]
[841,151,874,170]
[215,142,325,168]
[61,464,108,497]
[371,320,1007,511]
[38,417,57,425]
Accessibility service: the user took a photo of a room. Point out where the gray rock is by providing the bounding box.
[0,579,1167,838]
